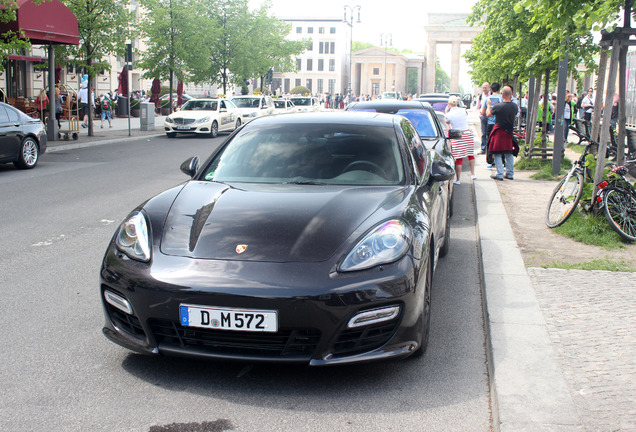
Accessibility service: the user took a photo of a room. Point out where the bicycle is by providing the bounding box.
[545,126,599,228]
[595,162,636,242]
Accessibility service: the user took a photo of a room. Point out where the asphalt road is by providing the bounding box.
[0,135,491,431]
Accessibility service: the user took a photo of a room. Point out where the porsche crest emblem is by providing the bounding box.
[235,244,248,254]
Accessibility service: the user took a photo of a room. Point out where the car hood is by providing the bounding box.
[160,181,406,262]
[168,111,217,120]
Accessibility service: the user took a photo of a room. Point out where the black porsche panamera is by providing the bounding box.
[100,112,454,365]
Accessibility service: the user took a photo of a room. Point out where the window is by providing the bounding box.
[330,42,335,54]
[306,79,312,91]
[308,41,313,51]
[284,78,290,94]
[295,78,301,87]
[317,79,324,94]
[329,59,335,71]
[330,27,336,34]
[296,27,302,33]
[328,79,336,95]
[319,27,325,34]
[318,59,324,71]
[319,42,324,54]
[307,59,313,71]
[308,27,313,34]
[373,68,380,75]
[296,58,302,71]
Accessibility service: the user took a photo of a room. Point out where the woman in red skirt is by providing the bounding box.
[444,96,476,184]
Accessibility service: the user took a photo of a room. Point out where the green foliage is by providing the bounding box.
[552,210,628,248]
[290,86,310,95]
[0,0,32,69]
[352,41,373,52]
[435,59,450,92]
[541,258,636,272]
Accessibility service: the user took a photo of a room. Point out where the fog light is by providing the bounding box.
[347,305,400,328]
[104,290,133,315]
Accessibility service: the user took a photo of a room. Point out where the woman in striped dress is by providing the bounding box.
[444,96,476,184]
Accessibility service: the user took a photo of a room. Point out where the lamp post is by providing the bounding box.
[343,5,361,99]
[380,33,392,93]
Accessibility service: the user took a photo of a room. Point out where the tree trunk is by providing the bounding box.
[526,74,543,158]
[591,47,608,141]
[541,69,550,155]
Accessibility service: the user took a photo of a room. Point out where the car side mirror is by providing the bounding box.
[448,129,463,139]
[180,156,199,178]
[429,159,455,183]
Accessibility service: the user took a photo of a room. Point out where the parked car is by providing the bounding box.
[100,112,455,365]
[231,95,275,120]
[289,96,320,112]
[415,94,467,113]
[0,102,47,169]
[273,98,297,114]
[159,93,192,108]
[164,98,240,138]
[380,91,400,100]
[345,100,458,220]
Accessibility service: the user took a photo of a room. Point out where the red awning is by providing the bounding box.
[8,54,44,62]
[0,0,79,45]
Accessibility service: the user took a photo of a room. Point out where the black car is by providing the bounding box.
[415,94,467,113]
[100,112,455,365]
[345,100,458,218]
[0,102,47,169]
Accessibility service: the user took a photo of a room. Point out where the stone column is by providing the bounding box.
[426,38,437,93]
[450,41,461,93]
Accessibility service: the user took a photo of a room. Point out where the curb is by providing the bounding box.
[46,132,164,153]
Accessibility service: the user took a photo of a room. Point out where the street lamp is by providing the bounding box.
[380,33,392,93]
[343,5,361,99]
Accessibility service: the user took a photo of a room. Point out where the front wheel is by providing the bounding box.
[209,121,218,138]
[13,137,39,169]
[235,118,241,130]
[412,249,433,357]
[603,187,636,242]
[545,171,584,228]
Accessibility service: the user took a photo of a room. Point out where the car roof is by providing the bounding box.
[346,100,434,113]
[246,111,397,127]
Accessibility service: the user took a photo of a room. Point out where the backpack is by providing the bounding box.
[102,98,110,110]
[575,96,582,111]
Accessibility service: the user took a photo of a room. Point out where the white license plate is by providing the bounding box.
[179,304,278,332]
[176,125,191,130]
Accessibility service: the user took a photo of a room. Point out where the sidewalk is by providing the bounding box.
[46,113,167,153]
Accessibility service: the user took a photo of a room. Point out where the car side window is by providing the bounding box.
[5,106,19,122]
[0,106,9,123]
[399,118,426,178]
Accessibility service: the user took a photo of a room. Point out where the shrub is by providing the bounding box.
[290,86,310,95]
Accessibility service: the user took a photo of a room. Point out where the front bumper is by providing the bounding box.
[164,122,211,134]
[100,247,424,366]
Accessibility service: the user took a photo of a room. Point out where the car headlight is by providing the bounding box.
[197,116,210,124]
[165,117,174,124]
[115,211,151,262]
[339,220,410,272]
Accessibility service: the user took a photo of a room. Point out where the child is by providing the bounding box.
[100,95,112,128]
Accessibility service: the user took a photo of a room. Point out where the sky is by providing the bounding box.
[251,0,480,90]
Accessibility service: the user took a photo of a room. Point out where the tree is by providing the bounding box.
[56,0,133,136]
[137,0,205,110]
[435,59,450,92]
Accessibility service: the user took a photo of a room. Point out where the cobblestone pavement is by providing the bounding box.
[528,268,636,432]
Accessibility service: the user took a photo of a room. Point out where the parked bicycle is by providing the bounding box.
[595,163,636,242]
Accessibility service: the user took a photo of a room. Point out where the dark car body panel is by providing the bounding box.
[0,102,47,165]
[101,112,452,365]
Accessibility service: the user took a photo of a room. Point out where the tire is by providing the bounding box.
[210,121,218,138]
[166,132,176,138]
[412,249,433,357]
[603,187,636,242]
[439,203,451,258]
[235,118,241,130]
[13,136,39,169]
[545,171,584,228]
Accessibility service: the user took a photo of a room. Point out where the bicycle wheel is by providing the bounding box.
[602,187,636,242]
[545,171,584,228]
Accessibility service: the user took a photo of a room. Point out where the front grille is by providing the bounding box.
[173,118,195,125]
[149,319,320,359]
[332,319,400,358]
[106,303,146,339]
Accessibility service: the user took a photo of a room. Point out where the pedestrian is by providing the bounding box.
[482,82,502,168]
[78,75,93,128]
[610,93,619,130]
[55,86,63,128]
[100,94,113,128]
[487,85,519,181]
[563,93,576,140]
[477,82,491,155]
[444,95,476,184]
[35,88,49,122]
[582,87,594,122]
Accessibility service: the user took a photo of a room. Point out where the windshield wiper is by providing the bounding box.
[283,179,326,185]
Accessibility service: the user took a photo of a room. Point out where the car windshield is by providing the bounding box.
[181,100,218,111]
[274,100,287,108]
[201,123,404,186]
[233,98,261,108]
[291,98,311,106]
[394,109,438,138]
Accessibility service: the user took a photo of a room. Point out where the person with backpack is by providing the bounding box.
[100,94,113,128]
